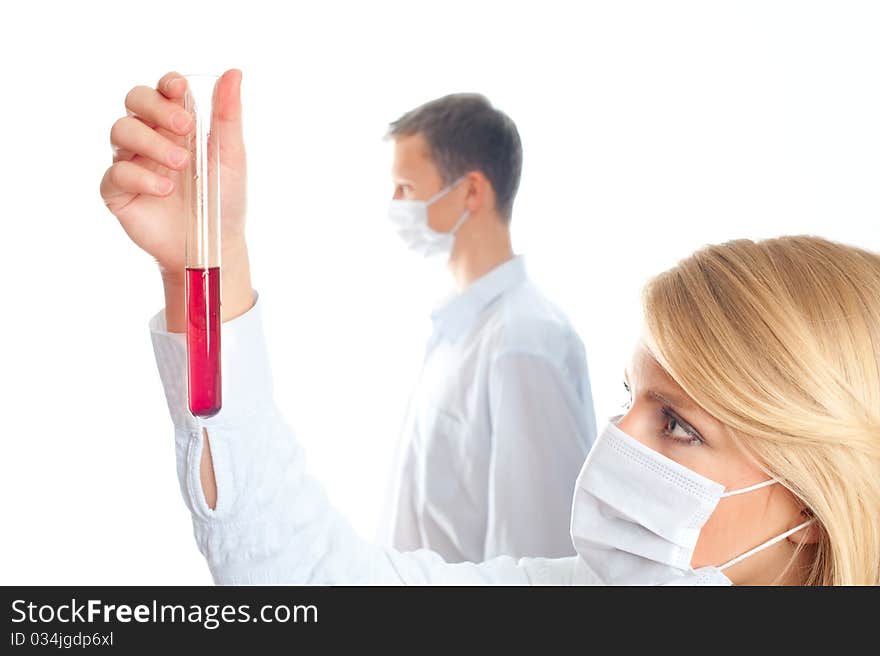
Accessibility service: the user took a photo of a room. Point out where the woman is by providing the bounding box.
[143,235,879,586]
[104,72,880,585]
[592,236,880,585]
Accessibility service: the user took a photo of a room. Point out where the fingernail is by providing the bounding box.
[168,147,189,167]
[156,178,173,195]
[166,77,182,92]
[172,111,192,132]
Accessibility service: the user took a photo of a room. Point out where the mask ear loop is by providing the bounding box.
[448,209,470,235]
[719,478,779,497]
[425,176,467,206]
[717,518,815,571]
[428,176,470,236]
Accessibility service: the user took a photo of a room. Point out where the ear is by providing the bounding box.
[463,170,494,216]
[787,509,823,546]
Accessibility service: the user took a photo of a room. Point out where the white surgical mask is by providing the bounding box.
[570,420,813,585]
[388,178,470,258]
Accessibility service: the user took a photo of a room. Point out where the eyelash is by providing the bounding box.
[660,407,705,447]
[622,380,705,447]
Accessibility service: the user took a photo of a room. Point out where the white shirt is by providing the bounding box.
[382,256,596,562]
[149,293,599,585]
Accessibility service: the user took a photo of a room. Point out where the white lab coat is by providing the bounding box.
[150,293,598,584]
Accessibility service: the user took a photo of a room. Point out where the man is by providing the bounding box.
[380,94,597,562]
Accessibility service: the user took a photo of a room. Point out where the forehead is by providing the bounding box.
[628,343,671,384]
[627,344,696,410]
[392,133,436,176]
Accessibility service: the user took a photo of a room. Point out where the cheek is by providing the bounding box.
[690,488,798,569]
[425,204,450,232]
[425,208,441,231]
[691,498,759,568]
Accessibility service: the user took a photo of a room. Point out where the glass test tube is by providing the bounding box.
[183,74,222,418]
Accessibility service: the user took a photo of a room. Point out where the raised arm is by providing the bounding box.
[102,69,591,587]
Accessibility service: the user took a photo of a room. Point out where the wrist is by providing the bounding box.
[160,239,254,333]
[162,276,187,333]
[221,236,249,266]
[220,242,254,323]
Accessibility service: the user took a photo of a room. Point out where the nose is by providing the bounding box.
[615,406,653,448]
[616,411,635,435]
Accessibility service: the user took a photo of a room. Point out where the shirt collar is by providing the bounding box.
[430,255,528,343]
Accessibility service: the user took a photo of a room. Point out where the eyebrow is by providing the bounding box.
[625,363,701,414]
[647,390,698,412]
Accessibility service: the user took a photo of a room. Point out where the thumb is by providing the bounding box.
[213,68,245,160]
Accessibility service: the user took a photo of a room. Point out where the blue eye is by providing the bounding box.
[660,408,704,446]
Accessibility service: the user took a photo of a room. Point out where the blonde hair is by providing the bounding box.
[643,235,880,585]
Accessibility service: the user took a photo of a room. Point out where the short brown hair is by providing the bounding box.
[387,93,522,223]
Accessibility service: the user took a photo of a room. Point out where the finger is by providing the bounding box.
[110,116,190,170]
[125,84,193,136]
[112,115,158,161]
[124,110,157,130]
[213,69,246,159]
[100,160,174,208]
[112,145,136,163]
[157,70,188,103]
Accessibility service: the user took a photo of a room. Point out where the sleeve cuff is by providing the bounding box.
[149,291,273,432]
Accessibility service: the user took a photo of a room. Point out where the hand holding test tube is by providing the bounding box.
[101,69,256,415]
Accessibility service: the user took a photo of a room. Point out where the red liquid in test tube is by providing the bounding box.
[186,266,221,417]
[183,74,223,418]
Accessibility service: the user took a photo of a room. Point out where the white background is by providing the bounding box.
[1,1,877,584]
